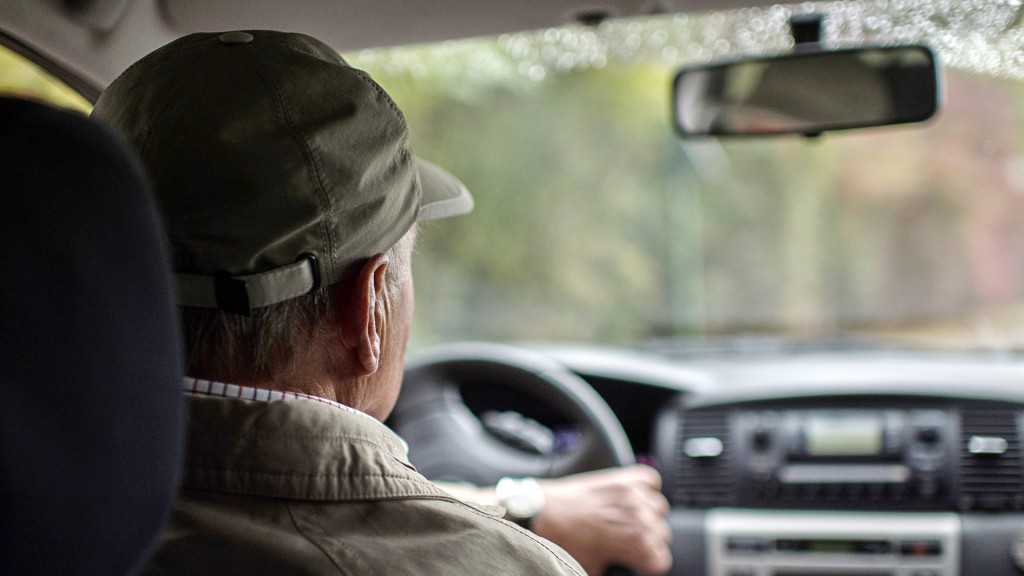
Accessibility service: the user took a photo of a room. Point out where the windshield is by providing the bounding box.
[350,2,1024,353]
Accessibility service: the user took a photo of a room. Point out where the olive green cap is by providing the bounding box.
[92,30,472,314]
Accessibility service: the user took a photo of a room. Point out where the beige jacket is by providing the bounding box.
[141,394,584,575]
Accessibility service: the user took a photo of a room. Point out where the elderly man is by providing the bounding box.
[93,29,668,576]
[91,29,579,575]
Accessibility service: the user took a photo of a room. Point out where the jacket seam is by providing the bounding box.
[291,495,582,575]
[285,501,353,575]
[196,434,390,442]
[186,469,432,483]
[182,472,453,500]
[457,504,586,575]
[191,435,406,458]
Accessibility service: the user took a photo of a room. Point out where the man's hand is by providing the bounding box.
[530,465,672,576]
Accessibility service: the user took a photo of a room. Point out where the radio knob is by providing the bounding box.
[917,427,941,444]
[752,429,772,451]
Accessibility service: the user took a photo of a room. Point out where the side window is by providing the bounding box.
[0,44,91,113]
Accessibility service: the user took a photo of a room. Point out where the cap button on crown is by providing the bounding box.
[219,31,254,45]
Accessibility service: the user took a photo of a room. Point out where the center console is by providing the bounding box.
[655,394,1024,576]
[731,408,954,509]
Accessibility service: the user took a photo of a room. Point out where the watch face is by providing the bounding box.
[496,477,545,520]
[505,492,540,519]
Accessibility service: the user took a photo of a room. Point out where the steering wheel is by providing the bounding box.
[389,342,634,486]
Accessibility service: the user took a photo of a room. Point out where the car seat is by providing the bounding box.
[0,97,185,575]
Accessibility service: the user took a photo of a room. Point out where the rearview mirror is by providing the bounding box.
[672,45,940,137]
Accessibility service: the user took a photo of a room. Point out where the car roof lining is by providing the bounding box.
[0,0,778,92]
[0,30,101,101]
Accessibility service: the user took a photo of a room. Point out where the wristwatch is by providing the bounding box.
[495,476,545,528]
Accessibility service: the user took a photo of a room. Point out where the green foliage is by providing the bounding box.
[359,43,1024,350]
[363,60,683,346]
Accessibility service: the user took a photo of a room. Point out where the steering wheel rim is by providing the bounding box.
[389,342,634,486]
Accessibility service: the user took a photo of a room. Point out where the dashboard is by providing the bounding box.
[408,344,1024,576]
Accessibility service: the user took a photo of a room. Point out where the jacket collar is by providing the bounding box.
[181,393,449,502]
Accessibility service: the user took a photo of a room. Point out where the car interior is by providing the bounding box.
[0,95,185,574]
[6,1,1024,576]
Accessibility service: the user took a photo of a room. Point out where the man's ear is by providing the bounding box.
[339,254,389,375]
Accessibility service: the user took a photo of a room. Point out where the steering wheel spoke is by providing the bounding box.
[389,343,634,486]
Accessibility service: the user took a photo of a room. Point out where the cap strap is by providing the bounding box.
[175,258,318,315]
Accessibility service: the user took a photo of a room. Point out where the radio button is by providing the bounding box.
[900,539,943,556]
[857,540,893,554]
[726,537,769,553]
[684,436,724,458]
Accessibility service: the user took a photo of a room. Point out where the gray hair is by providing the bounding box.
[181,226,417,382]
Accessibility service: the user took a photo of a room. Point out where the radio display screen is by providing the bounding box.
[774,569,888,573]
[805,414,883,456]
[776,538,893,554]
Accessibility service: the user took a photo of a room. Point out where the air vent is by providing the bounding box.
[959,407,1023,511]
[672,409,735,508]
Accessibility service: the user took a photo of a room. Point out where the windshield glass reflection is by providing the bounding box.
[352,8,1024,353]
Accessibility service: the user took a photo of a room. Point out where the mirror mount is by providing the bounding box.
[790,14,824,52]
[790,14,827,137]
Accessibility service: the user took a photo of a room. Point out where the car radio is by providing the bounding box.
[732,409,954,509]
[707,509,960,576]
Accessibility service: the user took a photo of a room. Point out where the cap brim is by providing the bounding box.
[416,158,474,221]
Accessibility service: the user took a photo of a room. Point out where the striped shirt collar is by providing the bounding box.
[182,377,379,423]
